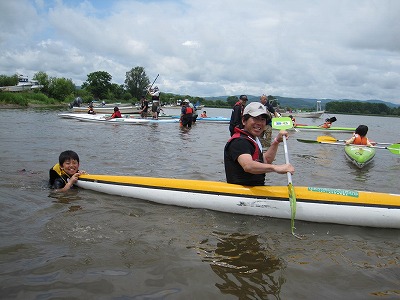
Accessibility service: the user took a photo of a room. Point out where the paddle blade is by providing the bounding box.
[272,117,293,130]
[288,182,297,232]
[317,136,338,143]
[296,138,319,144]
[388,144,400,155]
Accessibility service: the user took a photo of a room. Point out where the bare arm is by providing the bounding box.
[237,130,294,175]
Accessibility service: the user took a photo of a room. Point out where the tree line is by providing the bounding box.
[2,69,398,115]
[0,67,278,108]
[326,101,400,116]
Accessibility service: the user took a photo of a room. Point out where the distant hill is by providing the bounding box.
[203,95,399,109]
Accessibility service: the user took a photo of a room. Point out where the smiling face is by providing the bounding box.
[242,115,267,137]
[61,159,80,176]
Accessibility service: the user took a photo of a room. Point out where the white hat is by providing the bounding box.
[243,102,267,117]
[183,99,189,103]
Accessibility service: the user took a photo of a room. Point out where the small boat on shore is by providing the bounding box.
[76,174,400,229]
[344,145,376,168]
[0,74,43,92]
[281,101,325,118]
[281,111,325,118]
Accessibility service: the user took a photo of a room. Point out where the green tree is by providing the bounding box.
[125,67,150,100]
[227,96,238,107]
[48,77,76,101]
[82,71,112,100]
[0,74,18,86]
[33,71,50,95]
[109,83,126,100]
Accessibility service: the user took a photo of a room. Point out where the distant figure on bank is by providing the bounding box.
[346,125,373,146]
[106,107,122,120]
[49,150,86,192]
[229,95,248,136]
[200,111,208,118]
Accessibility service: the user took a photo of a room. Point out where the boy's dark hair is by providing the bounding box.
[59,150,80,165]
[355,125,368,137]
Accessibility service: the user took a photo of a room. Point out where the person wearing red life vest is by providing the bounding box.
[180,99,193,128]
[346,125,373,146]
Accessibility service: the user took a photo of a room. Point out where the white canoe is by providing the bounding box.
[58,113,180,124]
[196,117,230,123]
[281,111,325,118]
[76,174,400,229]
[71,106,140,114]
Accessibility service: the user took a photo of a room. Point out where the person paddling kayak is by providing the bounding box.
[346,125,373,146]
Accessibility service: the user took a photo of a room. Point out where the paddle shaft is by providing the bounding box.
[282,136,293,183]
[146,74,160,97]
[318,135,391,145]
[297,139,400,155]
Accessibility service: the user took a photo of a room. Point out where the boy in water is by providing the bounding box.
[49,150,86,192]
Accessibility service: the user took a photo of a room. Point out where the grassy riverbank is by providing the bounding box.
[0,92,63,108]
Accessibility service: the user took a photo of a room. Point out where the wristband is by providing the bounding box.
[272,137,280,145]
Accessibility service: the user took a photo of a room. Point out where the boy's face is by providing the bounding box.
[61,159,80,176]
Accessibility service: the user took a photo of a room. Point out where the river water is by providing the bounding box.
[0,107,399,299]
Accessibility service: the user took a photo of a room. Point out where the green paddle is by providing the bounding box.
[297,138,400,155]
[271,117,301,238]
[317,135,392,145]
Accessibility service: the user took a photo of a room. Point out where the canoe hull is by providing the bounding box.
[344,145,376,168]
[58,113,180,124]
[71,106,140,114]
[282,111,325,118]
[292,125,356,132]
[77,175,400,229]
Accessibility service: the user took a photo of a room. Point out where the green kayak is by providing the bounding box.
[344,145,376,168]
[293,125,356,133]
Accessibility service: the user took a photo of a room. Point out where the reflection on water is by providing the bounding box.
[196,231,285,299]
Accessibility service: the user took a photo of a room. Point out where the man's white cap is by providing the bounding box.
[243,102,267,117]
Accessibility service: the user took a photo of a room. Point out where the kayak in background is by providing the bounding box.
[290,125,356,132]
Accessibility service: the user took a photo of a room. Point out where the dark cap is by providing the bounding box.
[239,95,248,101]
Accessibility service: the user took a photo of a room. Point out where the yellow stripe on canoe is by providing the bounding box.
[78,174,400,208]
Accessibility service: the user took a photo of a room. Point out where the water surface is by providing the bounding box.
[0,108,399,299]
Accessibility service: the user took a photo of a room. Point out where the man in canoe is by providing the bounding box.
[224,102,295,186]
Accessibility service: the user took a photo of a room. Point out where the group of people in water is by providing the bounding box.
[52,94,373,191]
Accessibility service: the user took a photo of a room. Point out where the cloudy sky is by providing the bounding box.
[1,0,400,104]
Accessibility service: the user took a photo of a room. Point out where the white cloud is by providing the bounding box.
[0,0,399,104]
